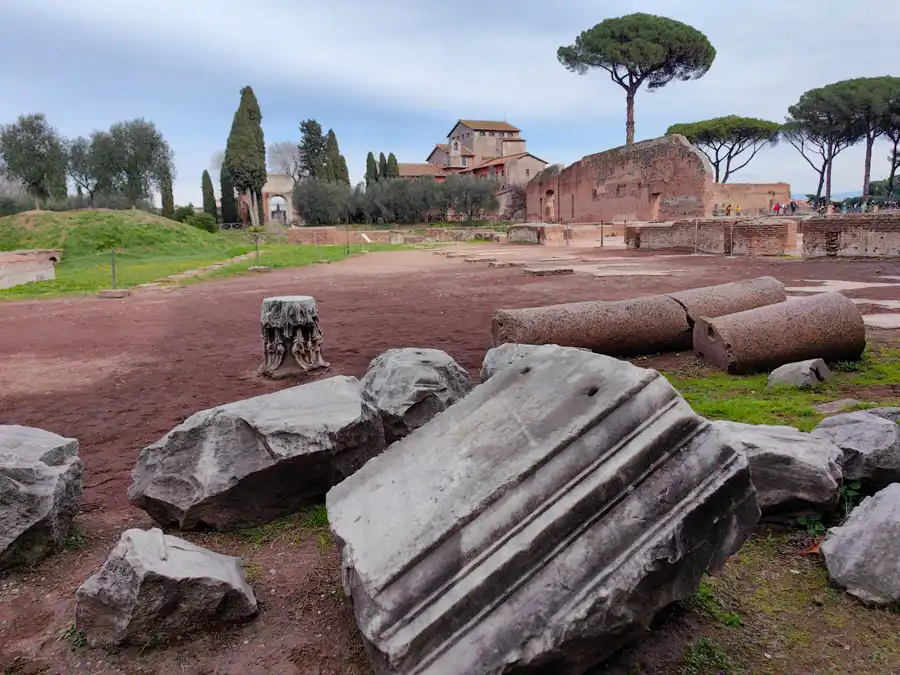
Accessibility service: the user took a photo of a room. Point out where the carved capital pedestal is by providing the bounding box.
[258,295,329,379]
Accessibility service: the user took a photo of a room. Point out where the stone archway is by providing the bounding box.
[268,195,289,225]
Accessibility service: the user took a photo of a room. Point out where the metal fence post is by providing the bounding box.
[110,250,117,289]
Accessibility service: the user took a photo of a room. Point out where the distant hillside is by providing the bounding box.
[0,209,228,259]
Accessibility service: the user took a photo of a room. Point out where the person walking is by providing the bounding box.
[725,204,732,216]
[736,204,742,216]
[790,200,797,215]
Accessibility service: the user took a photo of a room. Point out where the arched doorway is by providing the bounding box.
[543,189,556,222]
[269,195,289,225]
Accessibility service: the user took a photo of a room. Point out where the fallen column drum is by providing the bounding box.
[693,291,866,374]
[490,276,786,357]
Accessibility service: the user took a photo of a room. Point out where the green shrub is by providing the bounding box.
[0,197,30,217]
[186,212,218,232]
[173,204,196,223]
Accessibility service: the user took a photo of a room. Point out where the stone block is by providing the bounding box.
[327,346,759,674]
[821,484,900,606]
[811,410,900,490]
[361,348,472,444]
[128,376,385,529]
[713,421,842,517]
[0,425,83,570]
[767,358,833,389]
[76,528,257,646]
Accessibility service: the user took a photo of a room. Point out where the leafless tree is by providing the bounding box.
[267,141,303,185]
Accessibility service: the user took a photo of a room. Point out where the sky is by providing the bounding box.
[2,0,898,206]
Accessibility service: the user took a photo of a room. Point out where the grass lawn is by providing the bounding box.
[654,343,900,431]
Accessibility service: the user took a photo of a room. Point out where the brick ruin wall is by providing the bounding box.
[712,183,792,216]
[625,219,798,256]
[526,135,715,224]
[526,134,792,224]
[801,214,900,258]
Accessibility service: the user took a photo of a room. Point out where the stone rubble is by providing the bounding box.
[766,358,833,389]
[361,348,472,443]
[821,483,900,606]
[713,421,843,517]
[128,376,385,529]
[811,410,900,490]
[75,528,258,646]
[0,425,83,570]
[328,345,759,674]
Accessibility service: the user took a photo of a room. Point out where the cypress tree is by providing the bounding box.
[366,152,379,186]
[201,169,217,221]
[324,129,342,183]
[220,163,239,223]
[160,170,175,219]
[379,152,387,179]
[224,86,267,227]
[338,155,350,186]
[386,152,400,179]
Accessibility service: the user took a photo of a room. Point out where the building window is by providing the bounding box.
[489,132,494,136]
[453,141,458,150]
[526,169,530,177]
[461,156,467,167]
[480,131,485,136]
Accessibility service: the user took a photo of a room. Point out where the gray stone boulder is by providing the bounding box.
[0,425,83,570]
[128,376,385,529]
[812,410,900,490]
[361,348,472,443]
[821,484,900,606]
[767,358,832,389]
[713,421,843,517]
[75,528,257,646]
[864,407,900,423]
[327,345,759,674]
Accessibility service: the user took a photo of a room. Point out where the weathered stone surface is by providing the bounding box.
[713,421,842,517]
[361,348,472,443]
[128,376,385,529]
[258,295,329,379]
[0,425,83,570]
[667,276,786,327]
[767,358,833,389]
[491,295,691,356]
[811,410,900,490]
[821,484,900,606]
[75,528,257,646]
[815,398,864,415]
[693,292,866,374]
[327,346,759,674]
[865,407,900,423]
[480,343,592,382]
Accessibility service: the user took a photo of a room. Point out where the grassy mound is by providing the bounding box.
[0,210,250,299]
[0,209,227,258]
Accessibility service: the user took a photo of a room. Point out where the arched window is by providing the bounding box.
[489,132,495,136]
[480,131,485,136]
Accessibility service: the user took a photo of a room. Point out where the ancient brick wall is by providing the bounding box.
[526,135,716,224]
[802,214,900,258]
[625,219,796,256]
[712,183,792,216]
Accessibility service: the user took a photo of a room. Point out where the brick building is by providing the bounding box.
[526,135,790,223]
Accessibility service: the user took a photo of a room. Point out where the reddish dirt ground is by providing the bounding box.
[1,248,899,674]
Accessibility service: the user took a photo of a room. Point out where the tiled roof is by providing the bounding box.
[398,163,448,177]
[459,120,520,132]
[447,119,521,136]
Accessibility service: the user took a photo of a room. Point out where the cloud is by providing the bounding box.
[2,0,898,202]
